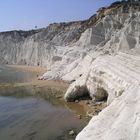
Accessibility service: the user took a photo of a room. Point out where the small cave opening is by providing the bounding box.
[69,86,108,118]
[94,87,108,102]
[78,93,92,101]
[72,86,92,102]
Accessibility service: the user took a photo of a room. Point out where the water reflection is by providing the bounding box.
[0,85,88,117]
[0,96,86,140]
[0,65,87,140]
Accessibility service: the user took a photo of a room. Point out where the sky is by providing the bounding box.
[0,0,117,31]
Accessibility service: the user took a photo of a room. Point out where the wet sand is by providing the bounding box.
[7,65,47,74]
[7,65,69,91]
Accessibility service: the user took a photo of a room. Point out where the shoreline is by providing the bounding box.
[4,65,106,120]
[7,65,47,73]
[7,64,69,90]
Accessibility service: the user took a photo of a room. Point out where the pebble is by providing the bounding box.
[75,100,79,103]
[56,95,62,99]
[96,102,102,105]
[86,111,94,117]
[69,130,75,136]
[77,114,82,119]
[86,101,90,105]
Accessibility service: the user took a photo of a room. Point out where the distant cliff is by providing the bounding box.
[0,0,139,66]
[0,18,99,65]
[0,22,86,65]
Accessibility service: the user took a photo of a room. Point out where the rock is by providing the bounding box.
[0,1,140,140]
[56,95,62,99]
[69,130,75,136]
[95,102,102,105]
[77,115,82,119]
[86,101,90,105]
[75,100,79,103]
[86,111,94,117]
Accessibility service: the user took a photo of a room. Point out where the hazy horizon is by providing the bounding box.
[0,0,117,32]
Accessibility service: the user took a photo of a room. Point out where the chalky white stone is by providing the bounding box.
[0,2,140,140]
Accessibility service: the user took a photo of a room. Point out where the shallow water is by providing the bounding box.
[0,65,86,140]
[0,65,36,83]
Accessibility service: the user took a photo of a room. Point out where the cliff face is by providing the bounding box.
[0,21,87,65]
[41,1,140,80]
[1,1,140,140]
[2,0,138,66]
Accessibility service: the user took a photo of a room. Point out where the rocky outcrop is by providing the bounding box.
[0,0,140,140]
[75,52,140,140]
[76,85,140,140]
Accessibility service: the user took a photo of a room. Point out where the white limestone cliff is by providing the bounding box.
[75,52,140,140]
[0,1,140,139]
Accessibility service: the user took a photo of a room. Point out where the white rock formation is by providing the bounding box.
[75,4,140,140]
[0,1,140,140]
[76,84,140,140]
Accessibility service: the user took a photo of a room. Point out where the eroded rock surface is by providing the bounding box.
[0,1,140,140]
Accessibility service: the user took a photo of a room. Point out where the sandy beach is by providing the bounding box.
[7,65,69,91]
[7,65,47,75]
